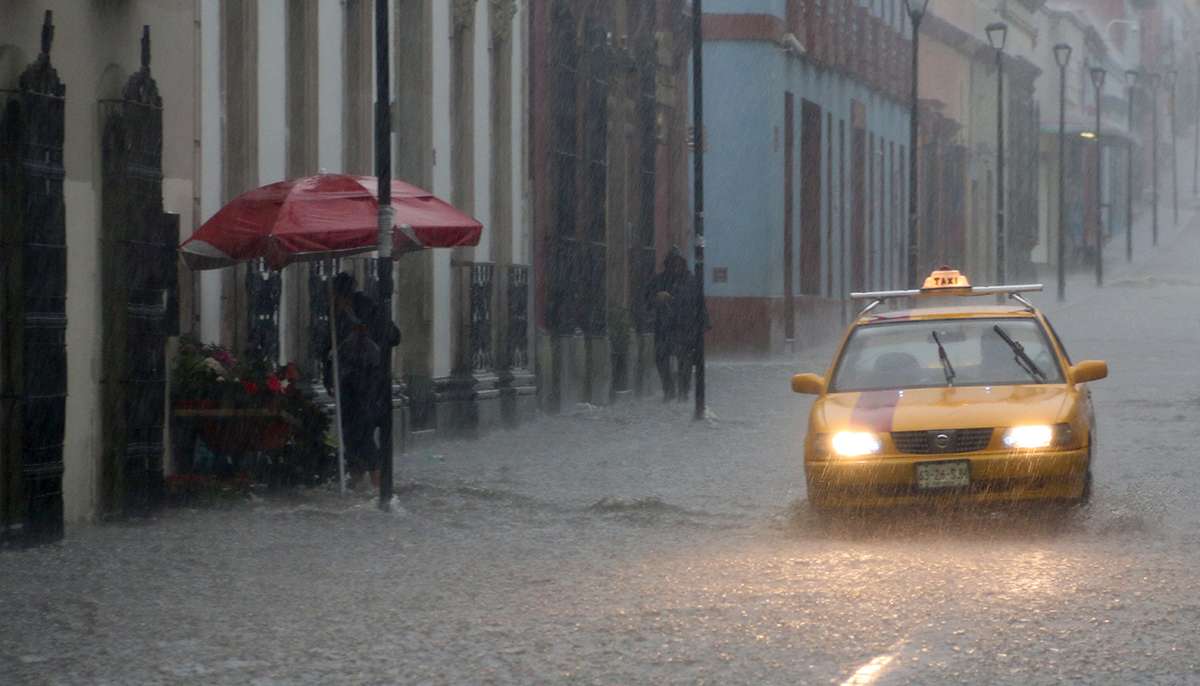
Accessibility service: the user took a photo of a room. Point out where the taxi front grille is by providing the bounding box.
[891,428,994,454]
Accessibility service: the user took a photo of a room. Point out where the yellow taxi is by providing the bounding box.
[792,269,1107,513]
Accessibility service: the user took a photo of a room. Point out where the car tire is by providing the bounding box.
[1078,467,1093,507]
[1068,450,1093,508]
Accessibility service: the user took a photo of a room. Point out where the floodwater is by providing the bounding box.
[4,225,1200,685]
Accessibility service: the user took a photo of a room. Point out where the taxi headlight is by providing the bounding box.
[831,431,882,457]
[1002,425,1054,450]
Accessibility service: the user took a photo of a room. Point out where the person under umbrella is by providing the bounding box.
[179,172,481,494]
[324,272,399,490]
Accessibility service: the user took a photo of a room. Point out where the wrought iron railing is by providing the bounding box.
[99,27,170,516]
[307,260,332,380]
[506,265,530,371]
[468,262,495,373]
[0,11,68,544]
[245,257,281,363]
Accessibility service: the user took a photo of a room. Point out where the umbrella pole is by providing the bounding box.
[328,273,347,495]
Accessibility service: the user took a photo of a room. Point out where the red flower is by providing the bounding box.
[243,380,259,395]
[266,375,283,394]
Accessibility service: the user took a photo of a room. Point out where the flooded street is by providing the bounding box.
[5,225,1200,685]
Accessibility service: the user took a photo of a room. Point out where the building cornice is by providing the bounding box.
[700,13,785,44]
[924,13,1041,84]
[489,0,516,44]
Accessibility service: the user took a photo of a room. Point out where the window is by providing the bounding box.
[830,318,1066,392]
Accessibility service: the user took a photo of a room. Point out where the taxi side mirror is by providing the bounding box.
[791,373,826,395]
[1070,360,1108,384]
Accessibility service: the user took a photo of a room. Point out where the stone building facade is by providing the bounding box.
[530,0,695,408]
[193,0,535,441]
[701,0,915,354]
[1,1,196,542]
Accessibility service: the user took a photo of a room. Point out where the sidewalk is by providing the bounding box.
[1044,197,1200,316]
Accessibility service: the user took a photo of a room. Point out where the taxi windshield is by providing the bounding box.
[829,318,1065,393]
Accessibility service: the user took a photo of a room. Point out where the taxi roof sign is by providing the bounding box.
[849,268,1043,317]
[922,268,971,291]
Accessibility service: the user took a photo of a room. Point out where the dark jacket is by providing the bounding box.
[644,266,709,349]
[324,291,401,420]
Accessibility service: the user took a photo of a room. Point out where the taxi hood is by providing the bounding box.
[815,385,1073,433]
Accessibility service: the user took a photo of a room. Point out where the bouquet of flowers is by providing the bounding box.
[174,337,305,408]
[172,336,333,483]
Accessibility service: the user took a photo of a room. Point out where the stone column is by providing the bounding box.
[219,0,258,354]
[285,0,320,373]
[490,0,534,424]
[395,0,436,431]
[343,0,373,176]
[438,0,502,435]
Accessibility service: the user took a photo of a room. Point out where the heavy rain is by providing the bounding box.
[4,0,1200,684]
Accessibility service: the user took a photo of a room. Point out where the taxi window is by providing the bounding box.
[1042,317,1073,365]
[830,318,1065,392]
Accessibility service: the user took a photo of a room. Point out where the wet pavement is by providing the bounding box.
[5,217,1200,684]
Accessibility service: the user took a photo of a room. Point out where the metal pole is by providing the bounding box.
[1095,78,1104,287]
[329,272,347,495]
[1152,76,1160,246]
[1127,80,1135,263]
[906,10,922,288]
[375,0,395,511]
[1057,60,1068,301]
[693,0,706,422]
[1170,79,1179,225]
[1195,54,1199,196]
[996,46,1006,285]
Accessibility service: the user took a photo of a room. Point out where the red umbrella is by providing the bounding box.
[179,174,482,270]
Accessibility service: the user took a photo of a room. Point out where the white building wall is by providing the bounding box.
[431,0,452,377]
[199,0,223,344]
[257,0,287,362]
[473,1,492,260]
[317,0,345,173]
[512,1,528,265]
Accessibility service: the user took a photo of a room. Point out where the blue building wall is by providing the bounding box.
[699,5,913,328]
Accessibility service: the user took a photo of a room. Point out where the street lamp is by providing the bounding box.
[1166,68,1179,226]
[1055,43,1072,301]
[1194,52,1199,196]
[1090,66,1106,287]
[903,0,931,288]
[987,21,1008,285]
[1126,69,1138,264]
[374,0,395,510]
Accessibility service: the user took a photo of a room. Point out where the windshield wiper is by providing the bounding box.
[931,331,956,387]
[992,324,1047,383]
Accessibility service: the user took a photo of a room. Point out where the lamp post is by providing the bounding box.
[1055,44,1072,301]
[1166,68,1178,226]
[374,0,395,511]
[987,22,1008,285]
[693,0,706,422]
[1149,72,1160,246]
[1195,52,1199,196]
[1090,66,1106,287]
[903,0,931,288]
[1126,69,1138,263]
[1056,42,1075,299]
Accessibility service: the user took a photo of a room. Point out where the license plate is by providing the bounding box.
[916,460,970,490]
